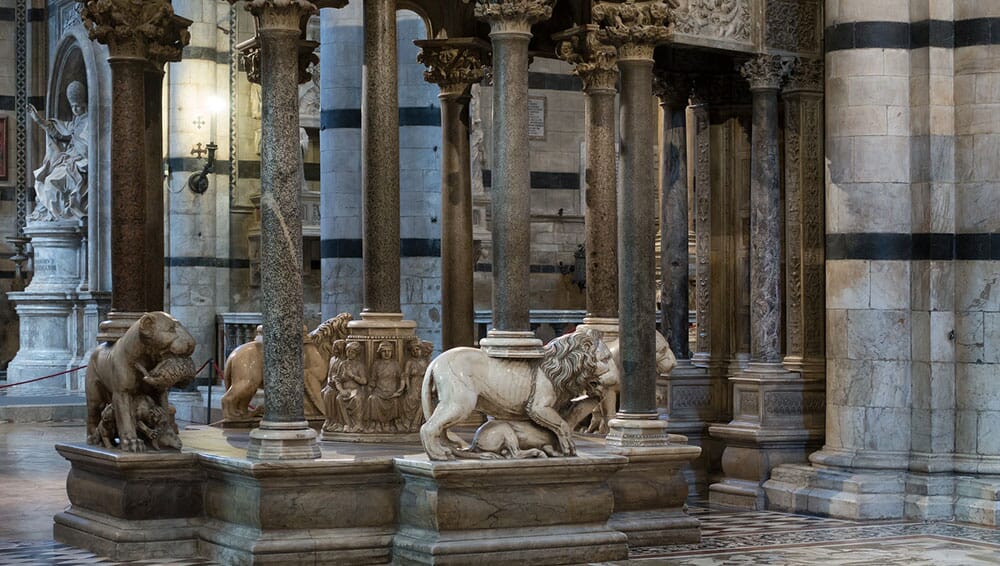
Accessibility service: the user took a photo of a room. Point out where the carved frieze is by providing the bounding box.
[474,0,555,33]
[739,54,789,91]
[417,39,491,98]
[672,0,750,43]
[764,391,825,416]
[784,57,823,93]
[766,0,821,54]
[739,390,759,415]
[79,0,191,60]
[592,0,672,60]
[554,26,618,93]
[671,385,713,410]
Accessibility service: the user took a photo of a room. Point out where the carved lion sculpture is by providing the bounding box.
[85,312,196,452]
[220,313,352,421]
[584,330,677,435]
[419,328,620,460]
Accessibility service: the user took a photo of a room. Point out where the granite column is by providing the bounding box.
[474,0,553,357]
[417,39,489,351]
[241,0,320,460]
[362,0,400,314]
[79,0,190,339]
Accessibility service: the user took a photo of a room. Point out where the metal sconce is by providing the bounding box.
[188,141,218,194]
[559,244,587,291]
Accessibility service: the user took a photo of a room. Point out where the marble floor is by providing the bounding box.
[3,421,1000,565]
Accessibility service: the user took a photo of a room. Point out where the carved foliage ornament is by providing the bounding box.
[555,30,618,93]
[672,0,750,42]
[473,0,555,32]
[740,54,790,91]
[78,0,191,61]
[785,57,823,93]
[418,45,489,95]
[592,0,674,59]
[652,70,691,107]
[766,0,820,54]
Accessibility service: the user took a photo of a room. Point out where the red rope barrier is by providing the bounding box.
[0,366,88,390]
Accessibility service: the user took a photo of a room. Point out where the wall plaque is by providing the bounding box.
[528,96,546,140]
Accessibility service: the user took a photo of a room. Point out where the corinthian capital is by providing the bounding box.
[474,0,555,34]
[740,54,790,91]
[592,0,674,61]
[554,25,618,93]
[416,38,491,98]
[784,57,824,94]
[652,70,691,107]
[79,0,191,60]
[235,0,318,31]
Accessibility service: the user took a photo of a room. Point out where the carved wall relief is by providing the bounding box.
[765,0,821,54]
[672,0,751,43]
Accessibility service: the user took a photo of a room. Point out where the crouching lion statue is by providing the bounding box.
[86,312,197,452]
[220,313,352,421]
[419,328,620,460]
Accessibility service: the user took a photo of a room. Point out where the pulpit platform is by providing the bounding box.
[54,427,699,565]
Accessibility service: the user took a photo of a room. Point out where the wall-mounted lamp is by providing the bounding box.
[188,141,218,194]
[558,244,587,291]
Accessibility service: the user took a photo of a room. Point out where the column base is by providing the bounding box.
[763,462,906,519]
[479,329,545,358]
[391,455,629,565]
[97,311,145,343]
[247,420,321,461]
[606,415,671,448]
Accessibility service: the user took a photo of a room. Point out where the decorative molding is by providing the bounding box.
[474,0,555,34]
[691,102,711,357]
[784,57,823,93]
[416,39,491,98]
[766,0,821,53]
[14,0,26,236]
[739,54,789,91]
[671,385,713,410]
[672,0,750,43]
[554,26,618,94]
[739,391,759,415]
[764,391,825,416]
[592,0,672,60]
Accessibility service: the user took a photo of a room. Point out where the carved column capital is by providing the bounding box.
[79,0,191,60]
[554,25,618,93]
[592,0,673,61]
[232,0,318,32]
[474,0,555,35]
[652,70,691,108]
[784,57,824,94]
[416,38,491,99]
[739,54,790,91]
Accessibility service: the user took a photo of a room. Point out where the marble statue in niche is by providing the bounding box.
[419,328,620,460]
[219,313,352,424]
[85,312,196,452]
[28,80,89,222]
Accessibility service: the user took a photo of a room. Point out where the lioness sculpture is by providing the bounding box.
[419,329,619,460]
[220,313,352,421]
[85,312,196,452]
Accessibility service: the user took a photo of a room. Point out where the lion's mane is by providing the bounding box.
[306,313,353,358]
[538,329,601,408]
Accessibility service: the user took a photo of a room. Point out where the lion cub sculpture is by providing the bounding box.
[419,328,620,461]
[85,312,196,452]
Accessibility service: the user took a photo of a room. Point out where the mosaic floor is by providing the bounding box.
[3,422,1000,565]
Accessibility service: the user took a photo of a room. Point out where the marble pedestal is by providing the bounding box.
[53,444,204,562]
[608,440,703,545]
[392,456,630,565]
[709,369,824,509]
[7,222,108,391]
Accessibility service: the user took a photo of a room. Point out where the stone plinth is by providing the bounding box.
[658,360,724,494]
[198,454,400,565]
[7,221,108,391]
[53,443,204,562]
[763,463,906,520]
[607,441,702,545]
[392,455,629,566]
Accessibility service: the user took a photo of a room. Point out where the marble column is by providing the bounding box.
[144,57,175,313]
[781,59,825,380]
[474,0,553,357]
[744,55,784,370]
[416,39,489,351]
[79,0,190,339]
[237,0,321,460]
[554,25,619,330]
[362,0,400,314]
[654,71,690,361]
[592,0,670,445]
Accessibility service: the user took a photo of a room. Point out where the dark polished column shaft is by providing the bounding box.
[618,56,658,415]
[144,66,165,312]
[586,86,619,319]
[362,0,401,313]
[440,93,476,348]
[659,93,689,360]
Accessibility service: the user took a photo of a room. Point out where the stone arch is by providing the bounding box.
[47,28,112,293]
[397,3,433,39]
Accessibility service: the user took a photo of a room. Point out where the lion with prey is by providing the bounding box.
[419,328,620,460]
